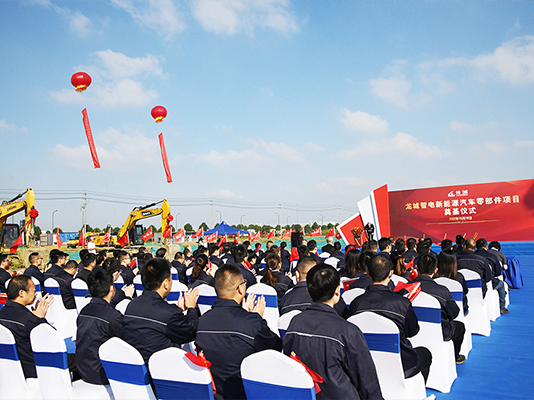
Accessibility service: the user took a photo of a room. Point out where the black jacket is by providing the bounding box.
[350,284,420,377]
[0,300,48,378]
[283,302,383,400]
[76,297,123,384]
[24,265,46,289]
[54,269,76,310]
[44,264,62,280]
[122,290,198,362]
[75,268,93,284]
[348,272,373,290]
[403,249,417,264]
[457,250,493,296]
[195,298,282,400]
[321,244,335,255]
[188,270,215,289]
[171,260,188,285]
[0,268,11,293]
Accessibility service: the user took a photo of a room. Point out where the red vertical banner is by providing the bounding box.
[81,108,101,169]
[158,133,173,183]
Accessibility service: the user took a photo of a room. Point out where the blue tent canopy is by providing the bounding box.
[204,221,249,236]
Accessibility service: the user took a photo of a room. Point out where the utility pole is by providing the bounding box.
[339,205,341,224]
[211,200,213,228]
[82,191,87,240]
[279,203,282,235]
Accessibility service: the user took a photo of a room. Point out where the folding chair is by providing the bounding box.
[324,257,339,269]
[241,350,315,400]
[99,337,156,400]
[170,267,179,282]
[458,269,491,336]
[0,325,41,400]
[411,292,456,393]
[133,275,144,297]
[71,278,90,312]
[167,280,188,306]
[341,288,365,308]
[115,299,131,315]
[484,286,500,321]
[43,278,77,345]
[148,348,214,400]
[196,284,217,315]
[247,283,279,336]
[435,277,472,359]
[348,312,426,400]
[113,276,124,290]
[30,324,112,400]
[277,310,301,339]
[390,274,408,285]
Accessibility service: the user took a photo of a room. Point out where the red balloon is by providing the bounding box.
[71,72,92,92]
[151,105,167,123]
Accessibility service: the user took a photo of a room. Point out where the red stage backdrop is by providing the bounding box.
[389,179,534,242]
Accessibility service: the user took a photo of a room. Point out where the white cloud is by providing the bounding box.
[449,120,472,132]
[369,76,411,107]
[49,127,160,171]
[515,140,534,148]
[340,109,389,133]
[306,142,324,152]
[191,0,299,35]
[0,120,28,133]
[197,149,272,169]
[249,139,305,163]
[31,0,92,37]
[449,120,498,133]
[111,0,185,39]
[339,132,445,161]
[50,50,162,109]
[204,189,242,199]
[314,177,365,196]
[315,183,334,196]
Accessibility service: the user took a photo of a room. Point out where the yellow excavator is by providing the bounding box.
[117,199,171,246]
[0,189,36,253]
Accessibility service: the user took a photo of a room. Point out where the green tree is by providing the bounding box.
[184,223,193,231]
[293,224,302,232]
[199,222,209,231]
[311,222,319,230]
[33,225,42,236]
[304,224,312,234]
[261,225,273,232]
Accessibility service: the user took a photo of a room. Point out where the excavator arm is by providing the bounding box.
[0,188,36,249]
[117,199,171,244]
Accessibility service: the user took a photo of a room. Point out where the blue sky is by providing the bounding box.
[1,0,534,232]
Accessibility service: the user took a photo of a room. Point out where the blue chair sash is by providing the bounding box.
[466,279,482,289]
[258,294,277,308]
[167,291,184,302]
[114,282,124,289]
[101,360,150,385]
[198,296,217,306]
[45,286,61,296]
[279,329,287,339]
[153,378,214,400]
[33,351,68,369]
[72,288,87,297]
[413,306,441,324]
[363,332,400,353]
[242,379,315,400]
[0,343,19,361]
[172,273,178,281]
[134,283,144,292]
[451,291,463,302]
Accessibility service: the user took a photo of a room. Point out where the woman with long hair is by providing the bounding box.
[391,250,411,281]
[339,249,361,279]
[435,250,468,315]
[347,250,373,290]
[188,254,215,289]
[261,252,294,299]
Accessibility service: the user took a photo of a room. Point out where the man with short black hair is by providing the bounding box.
[414,254,466,363]
[195,264,282,400]
[231,244,256,288]
[76,270,123,384]
[208,244,223,267]
[172,251,189,285]
[378,237,392,258]
[441,239,453,252]
[102,258,135,308]
[283,263,382,400]
[367,240,378,253]
[0,254,11,293]
[307,240,322,263]
[350,255,432,382]
[156,247,167,259]
[404,238,417,263]
[457,238,493,298]
[475,238,507,314]
[0,275,53,378]
[54,260,78,309]
[24,252,45,288]
[76,253,97,284]
[328,241,346,268]
[118,251,135,286]
[123,258,199,362]
[44,251,67,279]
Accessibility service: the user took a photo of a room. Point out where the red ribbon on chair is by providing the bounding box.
[185,351,216,395]
[290,352,324,394]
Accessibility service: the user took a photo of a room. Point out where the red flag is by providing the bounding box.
[56,228,63,249]
[325,228,335,238]
[141,227,153,241]
[10,232,23,254]
[130,257,138,269]
[206,232,217,243]
[174,229,185,241]
[117,232,129,247]
[335,232,342,240]
[233,235,239,244]
[281,230,290,239]
[310,228,321,237]
[102,228,111,244]
[81,108,101,169]
[217,235,227,247]
[290,247,299,262]
[267,230,275,239]
[248,232,260,242]
[162,224,172,238]
[192,228,203,238]
[158,133,173,183]
[78,230,85,247]
[185,352,216,395]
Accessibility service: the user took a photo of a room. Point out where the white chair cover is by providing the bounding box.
[348,312,427,400]
[241,350,315,400]
[71,279,90,312]
[115,299,131,315]
[324,257,339,269]
[390,274,408,285]
[411,292,457,393]
[148,348,214,400]
[113,276,124,290]
[277,310,301,339]
[435,277,472,358]
[133,275,144,297]
[341,288,365,308]
[29,277,42,311]
[247,283,279,336]
[167,280,188,306]
[485,287,500,321]
[196,284,217,315]
[458,269,491,336]
[99,337,156,400]
[43,278,77,341]
[30,324,112,400]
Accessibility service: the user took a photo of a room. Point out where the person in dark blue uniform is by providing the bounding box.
[44,251,67,279]
[435,250,469,316]
[0,254,12,293]
[350,255,432,382]
[306,240,323,264]
[0,275,53,378]
[260,252,294,301]
[283,263,382,400]
[171,251,189,285]
[347,251,374,290]
[279,241,291,273]
[403,238,418,264]
[76,253,96,284]
[118,251,135,286]
[102,258,135,308]
[231,244,256,288]
[475,238,507,314]
[122,257,199,362]
[195,263,282,400]
[23,252,46,289]
[413,254,466,363]
[377,237,392,259]
[209,244,223,267]
[328,242,346,268]
[54,260,77,310]
[76,270,123,385]
[457,238,493,297]
[188,254,215,289]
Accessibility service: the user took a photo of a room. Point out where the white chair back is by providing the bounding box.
[99,337,156,400]
[247,283,279,336]
[411,292,456,393]
[485,287,501,321]
[71,278,90,312]
[186,267,193,279]
[435,277,472,358]
[168,280,188,305]
[196,284,217,315]
[4,278,11,291]
[170,267,179,282]
[133,275,144,297]
[30,277,42,310]
[324,257,339,268]
[115,299,131,315]
[241,350,315,400]
[347,312,426,400]
[43,278,77,340]
[0,324,39,400]
[458,269,491,336]
[148,348,214,400]
[390,274,408,285]
[113,275,125,290]
[341,288,365,308]
[277,310,301,339]
[319,252,330,259]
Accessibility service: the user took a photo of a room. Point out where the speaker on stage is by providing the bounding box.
[291,231,303,248]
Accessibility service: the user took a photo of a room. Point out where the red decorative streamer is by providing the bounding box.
[82,108,101,169]
[158,133,172,183]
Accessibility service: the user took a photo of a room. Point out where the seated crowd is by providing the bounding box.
[0,233,510,400]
